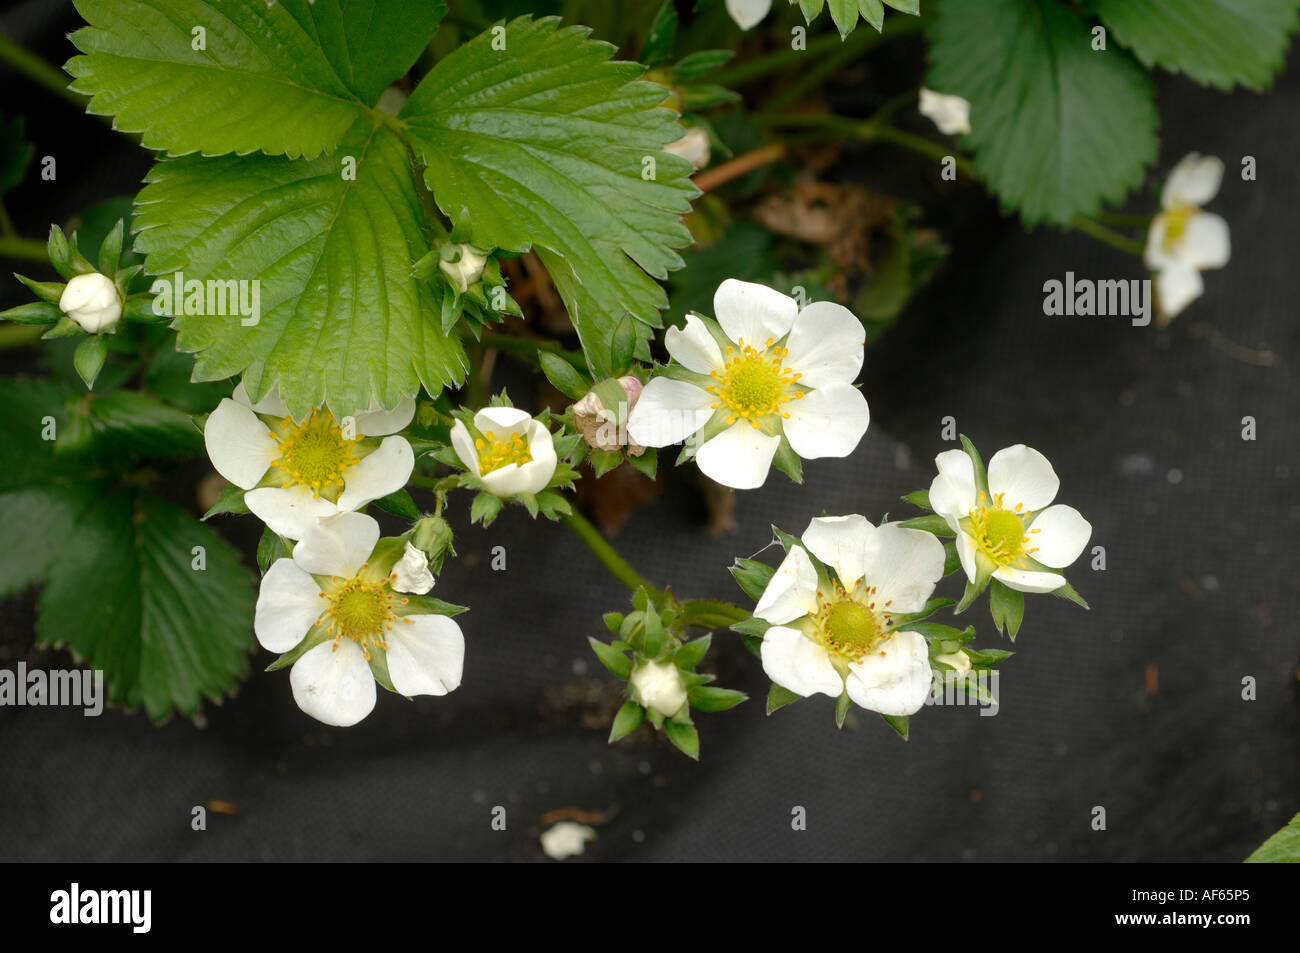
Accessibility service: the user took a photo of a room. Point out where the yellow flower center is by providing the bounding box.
[812,580,894,662]
[271,409,358,498]
[706,338,804,428]
[317,571,412,660]
[475,430,533,475]
[1161,205,1195,251]
[968,492,1041,566]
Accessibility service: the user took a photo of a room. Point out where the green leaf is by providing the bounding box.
[608,699,645,742]
[927,0,1158,225]
[766,682,803,714]
[134,118,467,419]
[989,579,1025,639]
[588,636,632,679]
[83,389,205,460]
[539,351,590,401]
[371,489,420,520]
[671,50,732,81]
[0,114,34,196]
[610,313,637,375]
[73,335,109,390]
[663,718,699,759]
[1093,0,1300,91]
[640,0,679,67]
[67,0,447,158]
[0,486,254,720]
[828,0,859,35]
[689,685,747,712]
[400,17,696,379]
[1245,813,1300,863]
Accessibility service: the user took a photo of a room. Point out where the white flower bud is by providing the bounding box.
[664,127,711,170]
[630,659,688,718]
[573,377,646,456]
[59,272,122,333]
[919,87,972,136]
[392,541,435,595]
[935,651,971,677]
[540,821,595,860]
[439,245,488,293]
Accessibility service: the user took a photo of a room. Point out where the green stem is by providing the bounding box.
[0,235,50,263]
[0,32,87,110]
[1070,216,1145,257]
[477,332,585,370]
[559,509,661,599]
[1097,211,1153,229]
[0,324,44,350]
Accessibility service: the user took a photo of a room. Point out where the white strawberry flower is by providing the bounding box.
[754,516,945,716]
[919,87,972,136]
[726,0,772,30]
[59,271,121,333]
[929,444,1092,595]
[626,280,869,490]
[1144,153,1231,320]
[664,127,711,170]
[450,407,558,497]
[254,512,465,727]
[204,382,415,540]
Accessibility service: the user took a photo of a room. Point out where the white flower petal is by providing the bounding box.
[1162,153,1223,209]
[524,420,558,482]
[954,531,979,583]
[725,0,772,31]
[474,406,532,437]
[232,380,290,418]
[713,279,797,348]
[626,377,715,448]
[695,421,780,489]
[862,524,945,614]
[291,511,380,578]
[781,382,870,460]
[354,395,416,437]
[987,445,1059,511]
[449,420,481,476]
[1027,504,1091,569]
[760,625,842,699]
[203,398,277,489]
[1143,213,1178,271]
[386,614,465,697]
[254,558,327,653]
[919,87,972,136]
[1156,263,1204,319]
[290,640,376,727]
[392,541,435,595]
[929,449,977,524]
[992,565,1065,594]
[1179,212,1230,271]
[245,485,339,541]
[665,313,724,374]
[801,515,873,588]
[753,543,819,625]
[783,301,865,388]
[336,436,414,512]
[844,630,932,716]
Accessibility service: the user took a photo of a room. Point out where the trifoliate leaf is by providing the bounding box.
[401,17,697,379]
[1093,0,1300,91]
[134,118,467,419]
[66,0,447,158]
[927,0,1158,225]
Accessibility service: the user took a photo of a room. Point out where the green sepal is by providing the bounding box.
[609,699,645,742]
[988,578,1025,639]
[834,691,851,728]
[588,637,632,680]
[673,633,712,669]
[959,433,988,496]
[202,482,250,520]
[470,491,503,526]
[97,219,125,275]
[265,624,331,672]
[13,274,65,305]
[688,685,747,712]
[0,300,63,324]
[371,488,420,520]
[256,526,293,574]
[897,514,954,536]
[663,718,699,760]
[730,557,775,602]
[902,489,931,510]
[73,334,110,390]
[766,682,802,715]
[1052,581,1090,610]
[880,712,909,740]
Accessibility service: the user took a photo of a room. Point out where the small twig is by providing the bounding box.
[695,143,786,193]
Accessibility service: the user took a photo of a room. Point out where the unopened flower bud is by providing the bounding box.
[439,244,488,293]
[411,515,454,559]
[630,659,688,718]
[935,650,971,676]
[59,272,121,333]
[392,541,435,595]
[664,127,711,170]
[919,87,972,136]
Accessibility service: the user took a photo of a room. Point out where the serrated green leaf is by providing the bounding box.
[609,699,645,741]
[1093,0,1300,91]
[588,636,632,679]
[134,118,467,419]
[400,17,696,380]
[67,0,447,158]
[1245,813,1300,863]
[927,0,1158,225]
[0,485,253,720]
